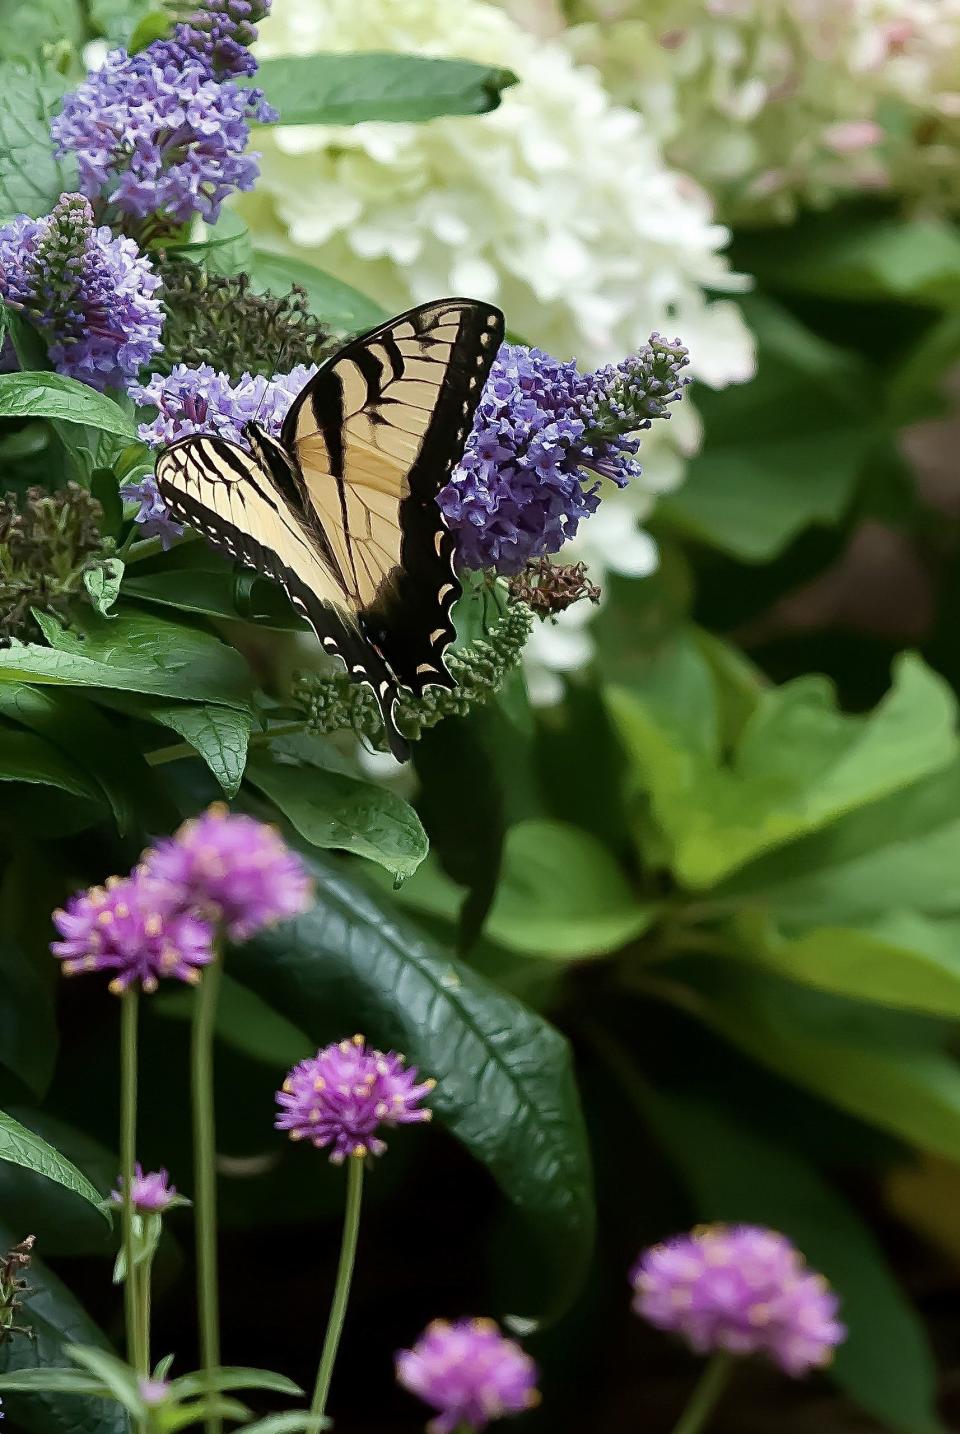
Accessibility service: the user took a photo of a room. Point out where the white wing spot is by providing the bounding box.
[417,663,438,675]
[429,627,445,644]
[438,583,455,600]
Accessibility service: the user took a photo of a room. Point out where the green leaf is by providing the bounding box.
[0,1226,130,1434]
[170,210,254,278]
[0,723,102,803]
[0,373,137,439]
[0,65,74,222]
[122,561,303,630]
[0,1368,111,1394]
[663,958,960,1164]
[0,605,253,710]
[658,297,881,560]
[251,250,386,333]
[0,943,57,1097]
[609,652,957,888]
[154,973,311,1068]
[735,211,960,307]
[168,1368,303,1399]
[255,52,515,124]
[0,1108,117,1256]
[230,852,594,1317]
[126,8,172,53]
[245,748,428,880]
[0,1109,108,1217]
[83,559,124,618]
[485,821,651,956]
[141,700,253,796]
[646,1092,944,1434]
[88,0,154,45]
[0,0,84,64]
[65,1347,142,1418]
[732,908,960,1019]
[241,1417,330,1434]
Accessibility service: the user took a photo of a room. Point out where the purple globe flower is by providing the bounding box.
[396,1318,540,1434]
[438,336,688,574]
[51,874,214,994]
[276,1035,435,1163]
[141,803,313,942]
[112,1164,178,1214]
[131,361,318,450]
[0,194,163,391]
[631,1225,846,1376]
[51,45,274,229]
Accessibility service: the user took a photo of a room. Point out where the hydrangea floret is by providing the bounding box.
[631,1224,846,1376]
[275,1035,435,1162]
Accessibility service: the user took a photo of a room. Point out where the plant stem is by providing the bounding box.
[145,722,307,768]
[191,950,224,1434]
[119,989,140,1372]
[670,1354,733,1434]
[309,1156,364,1430]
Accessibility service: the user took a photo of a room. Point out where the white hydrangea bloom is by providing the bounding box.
[522,0,960,222]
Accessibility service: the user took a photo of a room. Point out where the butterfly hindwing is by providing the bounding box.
[280,298,505,695]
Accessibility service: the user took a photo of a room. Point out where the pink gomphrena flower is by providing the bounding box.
[111,1165,179,1215]
[396,1317,540,1434]
[631,1224,846,1376]
[141,803,313,942]
[51,873,214,994]
[275,1035,436,1163]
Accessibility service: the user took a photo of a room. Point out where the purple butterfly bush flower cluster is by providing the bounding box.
[396,1318,540,1434]
[111,1164,179,1214]
[50,1,275,233]
[276,1035,436,1163]
[631,1224,846,1376]
[0,194,163,391]
[51,804,312,994]
[439,335,690,574]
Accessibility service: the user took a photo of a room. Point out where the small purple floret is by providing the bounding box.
[138,1377,169,1407]
[631,1224,846,1376]
[141,803,313,942]
[156,0,272,81]
[112,1164,178,1214]
[396,1317,540,1433]
[131,361,318,450]
[122,472,184,549]
[0,195,163,391]
[51,874,214,994]
[275,1035,435,1163]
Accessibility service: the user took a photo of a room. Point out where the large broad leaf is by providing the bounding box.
[245,749,428,880]
[0,607,253,709]
[661,957,960,1163]
[645,1092,943,1434]
[0,1110,116,1257]
[0,724,102,804]
[0,65,74,221]
[0,1110,106,1218]
[229,852,594,1317]
[0,1223,130,1434]
[251,251,386,333]
[734,211,960,308]
[732,908,960,1020]
[0,374,137,440]
[658,297,881,561]
[608,652,957,889]
[135,698,253,797]
[122,561,304,630]
[255,52,515,125]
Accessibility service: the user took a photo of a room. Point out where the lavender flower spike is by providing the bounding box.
[396,1317,540,1433]
[141,803,313,942]
[276,1035,435,1163]
[51,874,214,994]
[0,194,163,391]
[130,362,318,450]
[160,0,273,80]
[631,1224,846,1376]
[122,473,184,550]
[111,1164,179,1214]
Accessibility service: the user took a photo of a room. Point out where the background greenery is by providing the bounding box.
[1,1,960,1431]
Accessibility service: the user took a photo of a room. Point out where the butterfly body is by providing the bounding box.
[155,298,505,761]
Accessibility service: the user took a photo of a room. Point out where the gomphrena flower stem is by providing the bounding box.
[309,1156,364,1429]
[119,990,146,1389]
[669,1353,733,1434]
[191,950,224,1434]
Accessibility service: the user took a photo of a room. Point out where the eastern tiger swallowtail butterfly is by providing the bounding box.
[155,297,505,762]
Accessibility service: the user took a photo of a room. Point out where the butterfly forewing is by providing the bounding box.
[280,298,505,694]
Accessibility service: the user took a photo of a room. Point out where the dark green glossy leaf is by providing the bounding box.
[0,606,253,710]
[83,560,124,618]
[255,51,515,124]
[251,251,386,334]
[245,750,428,879]
[0,1109,115,1256]
[122,563,303,629]
[0,65,74,222]
[0,1109,107,1216]
[0,724,102,803]
[0,374,137,439]
[143,701,253,796]
[647,1092,943,1434]
[170,210,254,277]
[230,853,594,1317]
